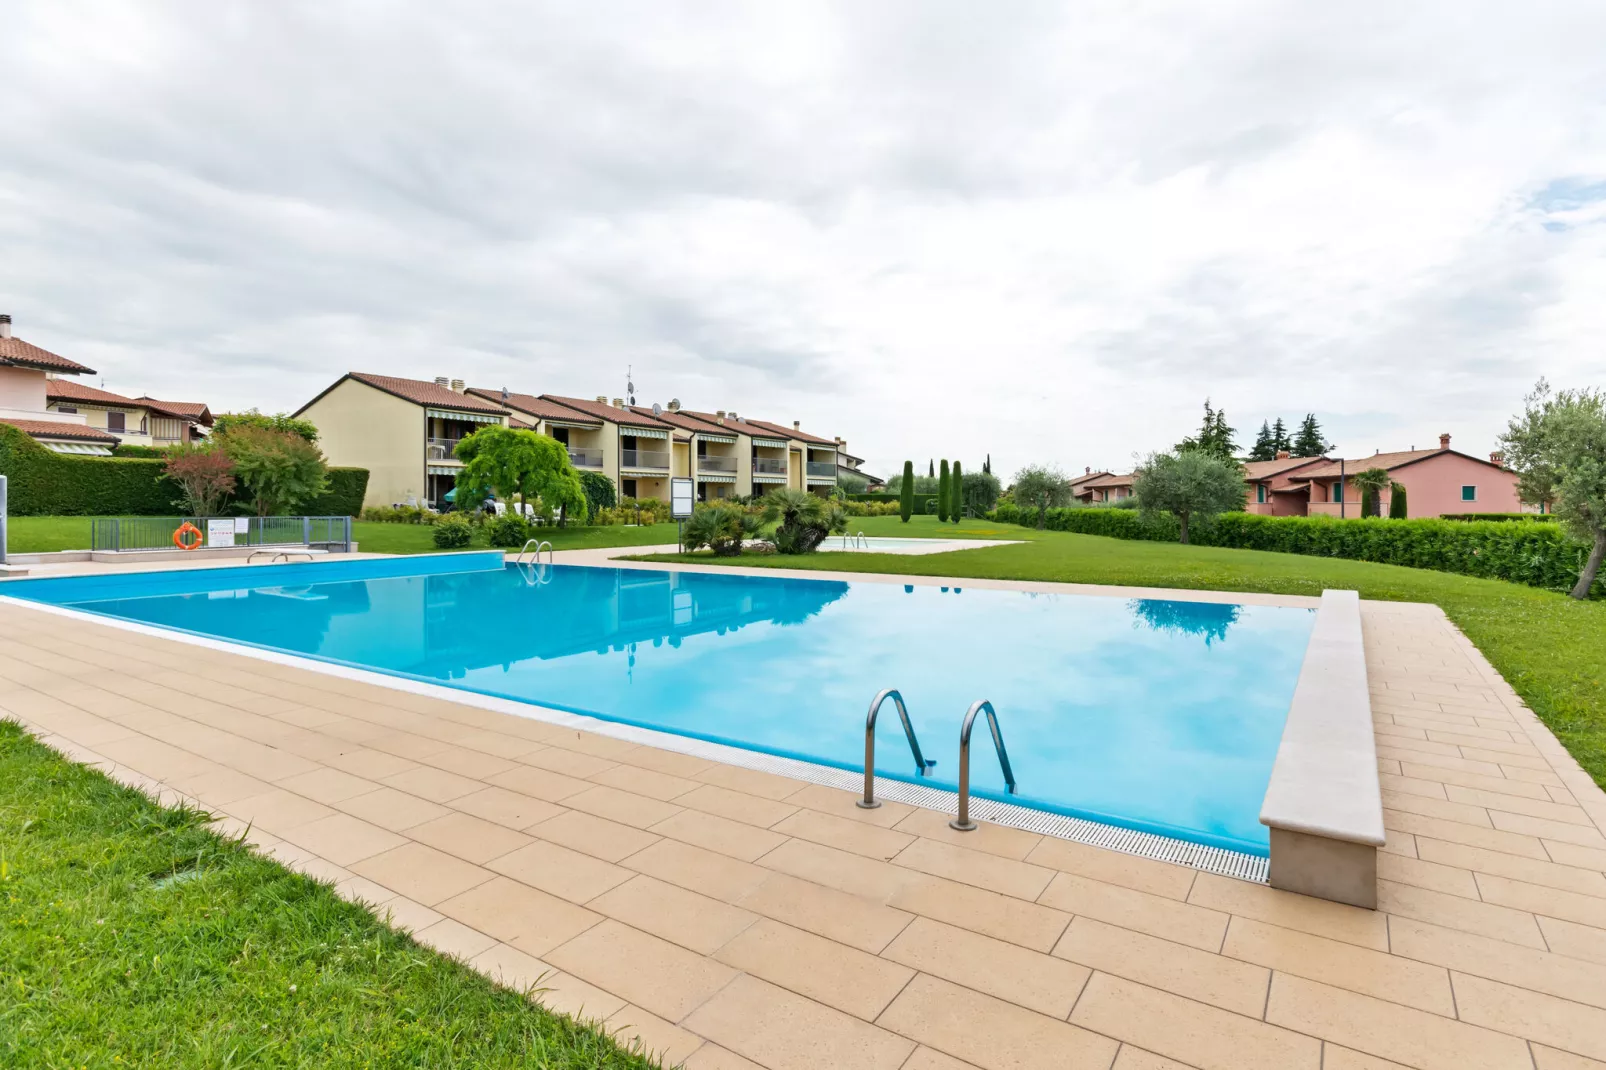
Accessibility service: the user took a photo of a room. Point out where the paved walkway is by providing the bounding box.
[2,589,1605,1069]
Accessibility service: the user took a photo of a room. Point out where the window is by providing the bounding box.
[1256,484,1266,504]
[106,411,126,433]
[622,478,638,498]
[1461,485,1477,502]
[57,405,77,414]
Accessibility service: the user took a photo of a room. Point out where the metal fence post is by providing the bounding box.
[303,516,311,547]
[344,515,352,552]
[0,474,7,564]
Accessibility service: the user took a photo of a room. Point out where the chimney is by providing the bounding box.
[450,379,465,393]
[0,314,11,339]
[715,410,726,424]
[435,376,450,387]
[595,395,608,403]
[1439,433,1451,450]
[1275,450,1290,459]
[612,398,624,409]
[793,420,801,431]
[1085,466,1091,474]
[1490,450,1506,466]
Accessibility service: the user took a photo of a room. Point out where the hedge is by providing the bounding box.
[851,491,937,515]
[0,424,370,518]
[1440,512,1558,523]
[0,423,178,515]
[304,467,370,518]
[987,501,1604,598]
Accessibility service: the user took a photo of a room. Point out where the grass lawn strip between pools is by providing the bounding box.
[0,721,663,1069]
[635,514,1606,791]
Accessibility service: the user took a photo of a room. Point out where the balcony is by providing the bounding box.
[753,457,787,475]
[698,454,737,473]
[806,461,836,478]
[568,447,603,468]
[427,437,465,461]
[621,448,670,470]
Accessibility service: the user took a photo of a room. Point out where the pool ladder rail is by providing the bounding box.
[839,531,868,550]
[514,539,554,567]
[858,688,937,809]
[951,699,1017,831]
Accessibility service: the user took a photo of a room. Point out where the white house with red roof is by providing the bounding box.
[0,314,120,455]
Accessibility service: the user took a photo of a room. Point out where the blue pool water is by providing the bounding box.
[5,554,1315,854]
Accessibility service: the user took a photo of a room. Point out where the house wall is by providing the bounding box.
[0,367,49,412]
[300,379,426,509]
[48,400,157,442]
[1393,454,1521,517]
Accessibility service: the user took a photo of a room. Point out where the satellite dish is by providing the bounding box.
[652,402,663,416]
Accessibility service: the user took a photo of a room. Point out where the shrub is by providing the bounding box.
[219,425,330,516]
[899,461,914,523]
[579,471,617,519]
[431,513,474,548]
[1440,512,1557,522]
[163,443,236,516]
[1389,483,1408,519]
[617,496,673,524]
[683,504,760,556]
[764,488,847,554]
[961,470,1002,513]
[361,505,431,524]
[0,423,178,515]
[937,460,951,522]
[213,410,320,442]
[305,467,370,517]
[842,499,900,516]
[986,503,1604,597]
[111,443,167,459]
[485,513,532,548]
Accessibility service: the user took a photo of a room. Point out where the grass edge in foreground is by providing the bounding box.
[0,720,666,1069]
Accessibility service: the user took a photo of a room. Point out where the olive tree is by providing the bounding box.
[1133,450,1245,544]
[1501,380,1606,599]
[1011,465,1074,528]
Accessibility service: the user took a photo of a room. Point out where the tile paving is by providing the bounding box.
[3,586,1606,1068]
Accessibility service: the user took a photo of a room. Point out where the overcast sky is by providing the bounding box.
[3,2,1603,478]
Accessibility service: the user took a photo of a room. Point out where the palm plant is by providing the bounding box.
[682,503,761,556]
[1350,467,1393,518]
[762,488,847,554]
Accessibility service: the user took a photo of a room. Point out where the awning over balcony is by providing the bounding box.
[42,441,113,455]
[696,473,737,483]
[751,436,788,448]
[426,465,461,476]
[426,408,502,424]
[622,427,669,440]
[696,432,738,444]
[753,473,788,483]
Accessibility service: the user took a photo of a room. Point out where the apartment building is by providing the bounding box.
[45,378,212,448]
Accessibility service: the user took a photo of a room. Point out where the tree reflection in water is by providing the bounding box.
[1127,598,1242,646]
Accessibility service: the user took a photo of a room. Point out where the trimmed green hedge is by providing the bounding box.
[110,444,167,459]
[987,501,1604,597]
[0,424,370,518]
[305,467,370,518]
[851,491,937,515]
[1440,512,1558,523]
[0,423,178,515]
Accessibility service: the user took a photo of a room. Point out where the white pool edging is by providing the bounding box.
[1259,588,1385,907]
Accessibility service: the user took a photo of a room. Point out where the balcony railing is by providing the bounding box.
[621,448,670,469]
[806,461,836,477]
[568,447,603,468]
[427,437,465,461]
[753,458,787,475]
[698,454,737,472]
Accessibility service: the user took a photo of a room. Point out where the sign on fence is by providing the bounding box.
[207,518,240,547]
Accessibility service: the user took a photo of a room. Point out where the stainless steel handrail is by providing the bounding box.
[513,539,554,567]
[858,688,935,809]
[950,699,1017,831]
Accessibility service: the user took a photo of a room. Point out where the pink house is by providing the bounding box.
[1284,434,1522,518]
[1243,453,1332,515]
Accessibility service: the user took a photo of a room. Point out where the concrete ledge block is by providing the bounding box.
[1268,827,1378,909]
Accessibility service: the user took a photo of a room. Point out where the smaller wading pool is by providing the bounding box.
[2,552,1322,861]
[826,536,1020,554]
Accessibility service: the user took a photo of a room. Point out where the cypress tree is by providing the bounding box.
[899,460,914,523]
[928,459,934,478]
[937,460,951,522]
[1389,482,1408,519]
[951,460,963,521]
[1361,485,1379,517]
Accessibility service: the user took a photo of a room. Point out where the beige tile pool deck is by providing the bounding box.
[4,560,1606,1069]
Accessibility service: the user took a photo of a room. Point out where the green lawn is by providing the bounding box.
[4,516,683,555]
[639,515,1606,789]
[0,721,660,1068]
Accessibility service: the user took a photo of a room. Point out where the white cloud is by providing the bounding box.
[2,0,1604,478]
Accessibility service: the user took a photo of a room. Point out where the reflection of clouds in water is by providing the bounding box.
[1127,598,1243,646]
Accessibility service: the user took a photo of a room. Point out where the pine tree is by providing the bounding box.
[1249,421,1276,462]
[937,460,951,522]
[950,460,963,521]
[1271,417,1291,454]
[1389,482,1408,519]
[899,461,914,523]
[1211,408,1239,459]
[1292,414,1329,458]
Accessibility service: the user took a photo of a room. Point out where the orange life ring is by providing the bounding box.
[173,522,203,551]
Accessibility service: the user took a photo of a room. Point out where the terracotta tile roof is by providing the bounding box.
[508,416,535,430]
[1082,472,1136,489]
[1286,449,1505,482]
[539,394,674,431]
[0,334,96,374]
[465,387,603,426]
[0,418,120,442]
[630,406,732,436]
[681,410,837,446]
[1242,456,1329,481]
[43,378,191,420]
[134,397,213,425]
[1070,470,1113,489]
[743,417,837,447]
[338,373,509,414]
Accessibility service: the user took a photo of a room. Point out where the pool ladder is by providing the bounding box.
[839,531,868,550]
[514,539,553,567]
[858,688,936,808]
[950,700,1017,831]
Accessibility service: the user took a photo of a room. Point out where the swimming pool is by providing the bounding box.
[4,554,1316,855]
